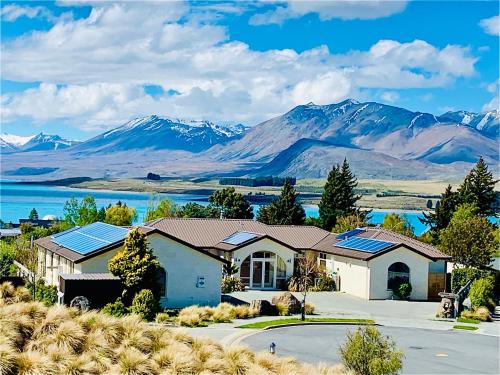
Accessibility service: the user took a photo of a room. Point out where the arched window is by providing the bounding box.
[387,262,410,290]
[156,268,167,297]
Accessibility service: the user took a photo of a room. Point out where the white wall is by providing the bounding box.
[332,255,370,299]
[231,238,296,287]
[148,233,223,308]
[76,247,122,274]
[368,246,430,300]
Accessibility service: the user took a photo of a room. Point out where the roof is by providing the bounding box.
[146,217,330,251]
[312,227,450,261]
[0,228,22,237]
[59,273,120,281]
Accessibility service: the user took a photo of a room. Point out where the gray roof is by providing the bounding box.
[59,273,120,281]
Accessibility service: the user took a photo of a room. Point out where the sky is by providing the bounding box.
[1,0,499,140]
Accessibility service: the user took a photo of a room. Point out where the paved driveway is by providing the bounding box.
[241,325,500,374]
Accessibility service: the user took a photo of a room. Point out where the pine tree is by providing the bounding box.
[29,208,39,220]
[257,180,305,225]
[318,159,362,231]
[420,185,459,243]
[457,156,498,217]
[208,187,253,219]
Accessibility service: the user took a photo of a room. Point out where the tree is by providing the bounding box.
[294,252,318,321]
[339,326,403,375]
[332,213,368,233]
[144,195,178,221]
[256,181,305,225]
[439,204,498,268]
[63,196,105,226]
[177,202,218,218]
[29,208,39,220]
[105,201,137,226]
[457,157,498,217]
[419,185,459,243]
[381,213,414,237]
[318,159,362,231]
[208,187,253,219]
[108,228,163,304]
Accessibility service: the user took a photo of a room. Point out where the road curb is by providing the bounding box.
[261,321,377,330]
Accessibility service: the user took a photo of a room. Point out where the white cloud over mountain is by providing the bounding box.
[0,2,481,131]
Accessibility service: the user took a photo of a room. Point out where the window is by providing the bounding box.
[240,256,251,286]
[319,252,327,271]
[387,262,410,290]
[156,269,167,297]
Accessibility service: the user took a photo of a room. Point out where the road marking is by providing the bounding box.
[436,353,448,357]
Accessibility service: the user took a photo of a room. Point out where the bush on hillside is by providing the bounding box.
[340,326,403,375]
[130,289,158,321]
[101,298,128,317]
[469,278,495,310]
[0,282,349,375]
[221,276,246,293]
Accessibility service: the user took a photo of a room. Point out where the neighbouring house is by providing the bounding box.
[35,219,450,305]
[35,222,227,308]
[145,218,451,301]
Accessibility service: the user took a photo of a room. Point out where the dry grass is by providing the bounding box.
[176,303,259,327]
[305,303,315,315]
[0,282,349,374]
[460,307,492,322]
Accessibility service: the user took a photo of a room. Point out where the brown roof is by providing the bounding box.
[312,228,450,261]
[146,218,330,251]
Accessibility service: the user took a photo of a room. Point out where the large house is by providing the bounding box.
[35,218,450,307]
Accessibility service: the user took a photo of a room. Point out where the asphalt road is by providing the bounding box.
[242,325,500,374]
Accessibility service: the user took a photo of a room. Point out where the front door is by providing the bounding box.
[251,259,275,289]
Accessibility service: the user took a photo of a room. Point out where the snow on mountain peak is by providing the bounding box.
[0,133,35,146]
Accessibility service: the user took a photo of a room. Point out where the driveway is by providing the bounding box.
[241,325,500,374]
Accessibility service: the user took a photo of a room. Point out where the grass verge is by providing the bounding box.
[237,318,375,329]
[456,317,480,324]
[453,325,479,331]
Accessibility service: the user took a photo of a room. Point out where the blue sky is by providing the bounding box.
[1,1,498,140]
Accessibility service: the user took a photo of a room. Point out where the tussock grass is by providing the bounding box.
[176,302,259,327]
[0,282,349,375]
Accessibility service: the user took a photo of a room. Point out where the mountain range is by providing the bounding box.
[1,133,79,153]
[1,100,498,180]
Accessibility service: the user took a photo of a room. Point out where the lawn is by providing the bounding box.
[453,325,479,331]
[457,317,480,324]
[237,317,375,329]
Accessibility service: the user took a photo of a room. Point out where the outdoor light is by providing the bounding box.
[269,342,276,355]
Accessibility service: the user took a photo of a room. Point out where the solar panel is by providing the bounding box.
[222,231,260,245]
[336,228,366,240]
[336,237,394,253]
[51,222,129,255]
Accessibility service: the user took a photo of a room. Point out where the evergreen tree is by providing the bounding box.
[108,228,162,304]
[318,159,362,231]
[256,181,305,225]
[177,202,218,218]
[457,156,498,217]
[29,208,39,220]
[208,187,253,219]
[419,185,459,243]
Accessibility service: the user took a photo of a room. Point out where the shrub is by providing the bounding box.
[393,283,412,300]
[102,298,129,317]
[451,267,499,294]
[221,276,246,294]
[26,280,57,306]
[155,312,170,324]
[311,273,336,292]
[130,289,158,321]
[460,307,491,322]
[304,302,315,315]
[469,277,495,310]
[340,326,403,375]
[276,302,289,316]
[176,303,259,326]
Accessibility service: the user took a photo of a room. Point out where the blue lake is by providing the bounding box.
[0,181,452,236]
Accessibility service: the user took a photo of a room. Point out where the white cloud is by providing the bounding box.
[479,15,499,36]
[0,3,479,131]
[482,95,499,112]
[380,91,400,103]
[0,4,51,22]
[250,0,407,25]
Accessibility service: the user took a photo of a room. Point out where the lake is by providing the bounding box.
[0,181,432,235]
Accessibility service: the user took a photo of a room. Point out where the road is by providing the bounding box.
[241,325,500,374]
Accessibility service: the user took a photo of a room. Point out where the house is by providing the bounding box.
[35,222,227,308]
[146,218,451,301]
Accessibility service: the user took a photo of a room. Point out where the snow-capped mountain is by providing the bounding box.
[0,132,78,153]
[73,115,248,153]
[438,110,499,139]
